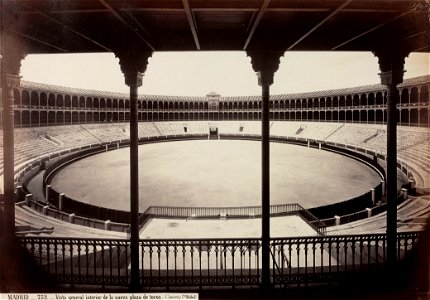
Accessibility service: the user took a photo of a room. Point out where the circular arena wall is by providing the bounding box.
[48,138,383,214]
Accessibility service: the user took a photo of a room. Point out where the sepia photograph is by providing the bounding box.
[1,1,429,299]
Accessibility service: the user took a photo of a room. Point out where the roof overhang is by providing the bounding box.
[1,0,429,55]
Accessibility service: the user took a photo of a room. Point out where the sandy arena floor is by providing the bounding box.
[50,140,382,212]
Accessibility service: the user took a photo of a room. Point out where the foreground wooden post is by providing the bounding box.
[247,50,283,289]
[116,50,152,291]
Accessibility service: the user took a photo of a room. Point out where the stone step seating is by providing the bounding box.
[155,122,186,136]
[270,122,342,141]
[15,204,126,238]
[185,121,209,134]
[239,121,260,135]
[402,131,429,145]
[83,124,129,141]
[138,122,159,137]
[270,122,301,137]
[46,127,100,147]
[366,130,428,153]
[402,144,430,165]
[297,122,342,140]
[405,143,430,159]
[397,159,428,188]
[217,121,245,134]
[13,139,57,169]
[2,122,429,186]
[326,196,430,235]
[399,151,429,170]
[326,125,379,146]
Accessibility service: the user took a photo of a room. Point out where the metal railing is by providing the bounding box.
[18,231,422,289]
[145,203,299,218]
[142,203,326,235]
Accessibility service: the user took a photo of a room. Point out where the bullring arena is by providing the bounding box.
[0,75,427,289]
[8,76,430,236]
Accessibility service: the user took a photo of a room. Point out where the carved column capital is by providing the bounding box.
[246,50,284,86]
[115,50,153,87]
[373,50,409,86]
[4,74,22,89]
[1,49,26,86]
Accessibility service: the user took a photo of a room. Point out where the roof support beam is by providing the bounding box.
[98,0,155,51]
[243,0,271,50]
[182,0,200,50]
[288,0,353,50]
[20,2,112,52]
[331,10,412,50]
[412,45,429,52]
[7,29,68,52]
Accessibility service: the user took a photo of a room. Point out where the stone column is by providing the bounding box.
[374,49,408,267]
[247,50,283,289]
[0,44,26,289]
[1,48,26,242]
[116,50,152,292]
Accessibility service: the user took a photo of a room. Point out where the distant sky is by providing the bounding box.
[20,51,429,97]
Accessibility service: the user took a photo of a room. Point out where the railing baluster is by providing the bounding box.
[231,243,235,288]
[198,242,202,287]
[125,242,129,285]
[93,240,97,284]
[165,242,169,289]
[319,240,324,276]
[182,245,186,284]
[375,236,379,272]
[240,243,244,284]
[352,239,355,272]
[344,240,348,272]
[116,241,120,281]
[77,240,81,283]
[39,239,42,266]
[223,243,227,285]
[271,243,275,284]
[296,242,300,288]
[397,235,401,260]
[280,241,285,281]
[108,240,112,285]
[157,244,161,285]
[336,239,340,274]
[304,239,308,286]
[70,240,74,285]
[46,240,50,275]
[30,240,35,265]
[412,233,417,251]
[191,243,195,286]
[141,242,144,286]
[207,244,211,286]
[102,240,105,288]
[328,239,332,276]
[288,242,292,279]
[215,244,219,283]
[62,240,65,280]
[149,244,153,287]
[383,238,386,264]
[367,236,371,272]
[174,242,177,286]
[312,240,316,277]
[54,242,58,278]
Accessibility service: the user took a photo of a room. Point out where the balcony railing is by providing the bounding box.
[18,231,422,289]
[143,203,326,235]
